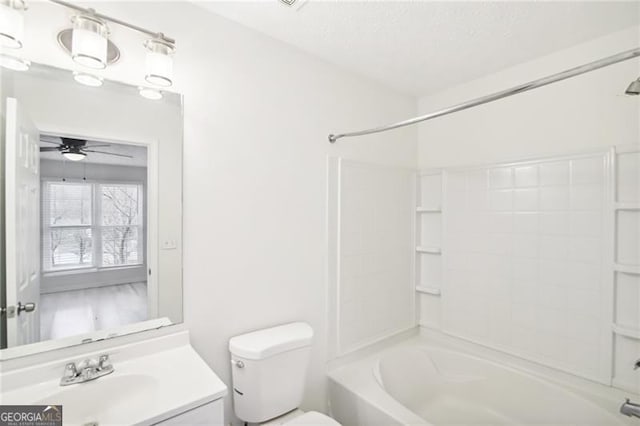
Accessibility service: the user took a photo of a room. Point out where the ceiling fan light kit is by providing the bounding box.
[62,150,86,161]
[0,0,176,99]
[40,136,134,162]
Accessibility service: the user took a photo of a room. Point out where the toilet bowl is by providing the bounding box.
[229,322,340,425]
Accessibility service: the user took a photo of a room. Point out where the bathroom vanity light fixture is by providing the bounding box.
[73,71,103,87]
[625,77,640,96]
[144,37,175,87]
[138,87,163,100]
[0,52,30,71]
[48,0,177,85]
[0,0,27,49]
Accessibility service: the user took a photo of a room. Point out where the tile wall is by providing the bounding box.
[441,152,612,382]
[338,161,415,354]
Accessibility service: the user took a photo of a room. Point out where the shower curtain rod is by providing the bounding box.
[328,47,640,143]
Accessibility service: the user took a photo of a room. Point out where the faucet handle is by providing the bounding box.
[98,354,111,370]
[63,362,78,378]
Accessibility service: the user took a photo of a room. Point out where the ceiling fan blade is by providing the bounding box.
[83,149,134,159]
[84,144,111,148]
[40,147,61,152]
[40,140,61,145]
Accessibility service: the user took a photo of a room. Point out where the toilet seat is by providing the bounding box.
[284,411,340,425]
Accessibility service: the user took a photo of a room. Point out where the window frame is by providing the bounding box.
[41,178,145,275]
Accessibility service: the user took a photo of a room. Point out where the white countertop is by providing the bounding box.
[0,331,227,426]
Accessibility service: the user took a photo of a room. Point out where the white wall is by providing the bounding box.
[14,1,417,422]
[418,26,640,168]
[173,5,417,421]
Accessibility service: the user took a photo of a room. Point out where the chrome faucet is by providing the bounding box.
[60,354,114,386]
[620,359,640,418]
[621,399,640,419]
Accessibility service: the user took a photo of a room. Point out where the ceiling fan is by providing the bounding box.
[39,136,133,162]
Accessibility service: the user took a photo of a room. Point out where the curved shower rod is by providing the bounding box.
[328,47,640,143]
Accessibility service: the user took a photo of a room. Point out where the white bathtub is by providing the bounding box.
[328,333,636,425]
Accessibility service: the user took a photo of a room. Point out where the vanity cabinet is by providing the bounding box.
[154,399,224,425]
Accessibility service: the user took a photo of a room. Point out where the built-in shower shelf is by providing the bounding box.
[613,324,640,340]
[416,286,441,296]
[416,206,442,213]
[615,202,640,211]
[615,263,640,275]
[416,246,442,254]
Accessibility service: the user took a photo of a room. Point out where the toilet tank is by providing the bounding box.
[229,322,314,423]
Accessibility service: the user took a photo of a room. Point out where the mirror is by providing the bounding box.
[0,61,183,359]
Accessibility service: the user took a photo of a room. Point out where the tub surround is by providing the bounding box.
[0,330,227,425]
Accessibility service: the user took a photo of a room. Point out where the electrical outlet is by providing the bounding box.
[162,239,177,250]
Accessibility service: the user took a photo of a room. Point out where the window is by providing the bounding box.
[42,180,144,272]
[100,184,143,266]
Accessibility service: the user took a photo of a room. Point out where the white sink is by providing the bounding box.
[36,374,158,426]
[0,331,227,426]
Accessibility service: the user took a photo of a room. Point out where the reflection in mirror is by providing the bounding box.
[39,136,148,342]
[1,61,183,358]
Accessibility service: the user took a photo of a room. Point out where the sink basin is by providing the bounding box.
[37,374,158,426]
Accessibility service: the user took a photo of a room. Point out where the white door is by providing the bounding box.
[5,97,40,346]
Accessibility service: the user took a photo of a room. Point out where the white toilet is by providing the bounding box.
[229,322,340,425]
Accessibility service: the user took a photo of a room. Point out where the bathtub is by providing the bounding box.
[328,332,636,425]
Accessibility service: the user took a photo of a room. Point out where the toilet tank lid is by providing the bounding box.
[229,322,313,360]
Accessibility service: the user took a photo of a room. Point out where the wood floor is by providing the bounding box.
[40,282,147,341]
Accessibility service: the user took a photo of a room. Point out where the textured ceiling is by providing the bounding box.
[197,1,640,96]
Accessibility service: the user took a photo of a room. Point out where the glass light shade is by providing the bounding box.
[0,0,26,49]
[0,53,29,71]
[144,38,174,87]
[62,151,86,161]
[73,71,103,87]
[138,87,163,100]
[71,15,109,69]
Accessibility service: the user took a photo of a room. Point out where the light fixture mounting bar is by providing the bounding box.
[47,0,175,44]
[328,47,640,143]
